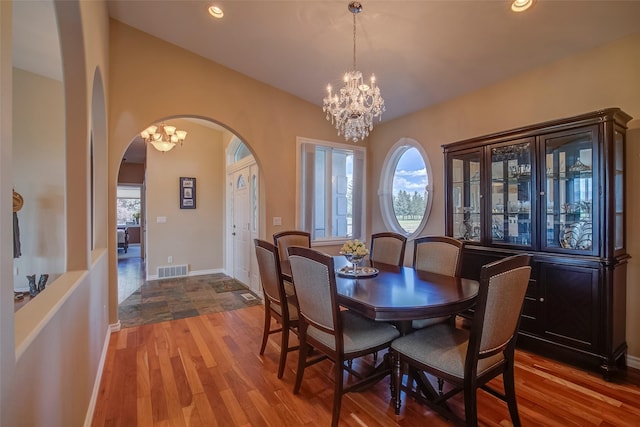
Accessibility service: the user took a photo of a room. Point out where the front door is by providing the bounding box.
[232,168,251,287]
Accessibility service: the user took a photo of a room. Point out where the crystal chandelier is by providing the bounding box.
[323,1,385,143]
[140,122,188,152]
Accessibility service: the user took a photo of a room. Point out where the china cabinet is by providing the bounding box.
[443,108,632,379]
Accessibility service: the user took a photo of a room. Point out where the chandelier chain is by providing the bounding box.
[352,11,357,70]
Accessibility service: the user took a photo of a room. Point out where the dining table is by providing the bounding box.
[280,255,479,336]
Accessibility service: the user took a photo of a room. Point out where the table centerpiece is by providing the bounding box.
[340,239,369,274]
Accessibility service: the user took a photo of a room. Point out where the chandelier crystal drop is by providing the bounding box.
[323,1,385,143]
[140,122,188,152]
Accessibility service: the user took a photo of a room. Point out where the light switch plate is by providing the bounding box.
[273,217,282,226]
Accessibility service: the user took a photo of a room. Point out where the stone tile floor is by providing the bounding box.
[118,272,262,328]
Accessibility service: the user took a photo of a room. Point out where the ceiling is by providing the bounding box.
[107,0,640,122]
[12,1,640,162]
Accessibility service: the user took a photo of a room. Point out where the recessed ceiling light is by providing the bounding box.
[208,5,224,19]
[511,0,533,12]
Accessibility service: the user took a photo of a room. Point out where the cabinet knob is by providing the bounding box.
[540,191,545,196]
[539,297,545,302]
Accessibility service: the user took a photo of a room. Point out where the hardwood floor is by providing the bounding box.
[92,305,640,426]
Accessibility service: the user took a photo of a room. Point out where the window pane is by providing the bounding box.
[332,149,352,238]
[314,149,326,238]
[252,174,258,232]
[117,186,141,224]
[392,147,427,233]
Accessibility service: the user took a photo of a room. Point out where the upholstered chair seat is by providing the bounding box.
[306,310,400,353]
[391,324,504,379]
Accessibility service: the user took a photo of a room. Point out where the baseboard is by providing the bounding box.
[627,354,640,370]
[146,267,224,281]
[110,320,121,333]
[83,324,114,427]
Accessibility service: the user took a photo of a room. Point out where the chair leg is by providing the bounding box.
[277,324,290,379]
[293,341,309,394]
[392,350,402,415]
[331,356,345,427]
[463,380,479,427]
[503,362,522,427]
[259,305,271,355]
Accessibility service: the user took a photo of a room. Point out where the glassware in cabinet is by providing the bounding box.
[450,151,481,242]
[489,140,533,246]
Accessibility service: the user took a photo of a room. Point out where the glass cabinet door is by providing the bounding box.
[614,129,624,251]
[541,127,597,253]
[450,151,481,242]
[489,140,533,246]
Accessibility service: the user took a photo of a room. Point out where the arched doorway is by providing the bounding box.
[116,118,261,304]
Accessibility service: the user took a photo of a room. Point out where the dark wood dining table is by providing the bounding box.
[281,256,479,335]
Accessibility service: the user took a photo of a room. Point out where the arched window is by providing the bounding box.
[234,143,251,162]
[379,138,432,237]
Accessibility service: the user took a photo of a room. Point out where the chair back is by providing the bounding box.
[287,247,340,343]
[413,236,464,276]
[468,254,532,365]
[273,230,311,262]
[254,239,287,309]
[370,232,407,266]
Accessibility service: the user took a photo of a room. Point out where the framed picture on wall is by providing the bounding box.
[180,177,196,209]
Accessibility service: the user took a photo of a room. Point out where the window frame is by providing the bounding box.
[296,137,367,246]
[378,138,432,238]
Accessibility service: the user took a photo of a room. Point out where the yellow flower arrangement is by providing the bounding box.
[340,239,369,257]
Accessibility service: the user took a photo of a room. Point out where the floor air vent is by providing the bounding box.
[157,264,189,278]
[241,293,257,301]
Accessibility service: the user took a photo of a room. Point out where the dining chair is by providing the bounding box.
[273,230,311,262]
[254,239,299,379]
[411,235,465,329]
[391,254,532,427]
[273,230,311,296]
[287,246,400,427]
[369,232,407,266]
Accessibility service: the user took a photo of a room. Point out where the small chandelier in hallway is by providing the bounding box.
[323,1,385,143]
[140,123,187,152]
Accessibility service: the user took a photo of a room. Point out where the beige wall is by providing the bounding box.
[1,1,111,426]
[145,119,225,276]
[12,68,66,289]
[370,33,640,363]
